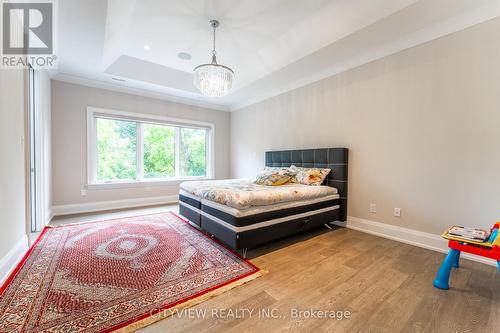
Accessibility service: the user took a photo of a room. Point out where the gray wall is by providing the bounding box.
[230,17,500,235]
[51,81,230,206]
[0,68,52,282]
[0,68,27,264]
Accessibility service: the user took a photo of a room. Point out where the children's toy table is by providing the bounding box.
[433,223,500,290]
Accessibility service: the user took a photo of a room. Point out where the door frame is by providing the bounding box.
[25,66,44,233]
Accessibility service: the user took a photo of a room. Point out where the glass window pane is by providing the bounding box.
[143,123,175,178]
[180,127,207,177]
[96,118,137,181]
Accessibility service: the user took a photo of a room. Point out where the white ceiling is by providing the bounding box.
[51,0,500,111]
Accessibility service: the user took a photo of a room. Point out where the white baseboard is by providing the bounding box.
[52,195,179,217]
[0,235,29,286]
[331,216,497,267]
[45,208,54,226]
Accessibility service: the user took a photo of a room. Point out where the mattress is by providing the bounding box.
[179,189,340,232]
[179,179,337,210]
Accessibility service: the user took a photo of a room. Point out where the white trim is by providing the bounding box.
[331,216,497,267]
[136,122,144,181]
[179,201,201,214]
[0,235,29,286]
[86,106,215,187]
[88,106,215,129]
[52,195,178,216]
[86,111,97,184]
[45,207,54,225]
[86,178,214,190]
[207,126,215,179]
[174,127,180,178]
[196,204,340,233]
[51,73,230,112]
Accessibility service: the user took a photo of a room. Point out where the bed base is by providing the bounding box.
[202,208,340,250]
[179,147,348,251]
[179,199,340,250]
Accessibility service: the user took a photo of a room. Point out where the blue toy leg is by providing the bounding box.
[433,249,460,290]
[453,251,460,268]
[497,261,500,273]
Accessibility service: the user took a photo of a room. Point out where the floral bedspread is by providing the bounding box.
[180,179,337,210]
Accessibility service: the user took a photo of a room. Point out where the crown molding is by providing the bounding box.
[51,72,230,112]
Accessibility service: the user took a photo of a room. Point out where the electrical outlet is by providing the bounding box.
[394,208,401,217]
[369,203,377,213]
[81,187,87,196]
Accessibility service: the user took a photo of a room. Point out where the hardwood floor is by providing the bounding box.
[51,206,499,333]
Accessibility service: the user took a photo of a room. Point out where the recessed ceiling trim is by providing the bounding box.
[52,72,231,112]
[56,0,500,113]
[229,0,500,111]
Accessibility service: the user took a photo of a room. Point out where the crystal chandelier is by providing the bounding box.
[193,20,234,97]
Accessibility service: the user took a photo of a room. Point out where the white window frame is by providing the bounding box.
[86,106,215,189]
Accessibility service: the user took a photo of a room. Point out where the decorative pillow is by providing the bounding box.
[289,165,331,186]
[254,167,296,186]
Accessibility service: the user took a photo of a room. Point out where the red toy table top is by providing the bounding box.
[448,223,500,261]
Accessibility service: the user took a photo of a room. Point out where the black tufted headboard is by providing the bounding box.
[265,148,348,222]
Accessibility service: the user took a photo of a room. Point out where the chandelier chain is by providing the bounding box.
[212,24,216,56]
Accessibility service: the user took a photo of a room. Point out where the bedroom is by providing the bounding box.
[0,0,498,332]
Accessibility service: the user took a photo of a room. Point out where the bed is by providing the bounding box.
[178,148,348,251]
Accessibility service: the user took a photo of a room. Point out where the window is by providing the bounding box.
[96,118,137,181]
[87,107,213,187]
[180,127,207,177]
[143,123,175,179]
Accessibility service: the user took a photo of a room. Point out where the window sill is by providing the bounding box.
[86,178,214,190]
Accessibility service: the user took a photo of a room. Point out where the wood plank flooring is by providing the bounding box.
[51,206,499,333]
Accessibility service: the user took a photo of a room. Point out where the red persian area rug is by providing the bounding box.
[0,212,262,333]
